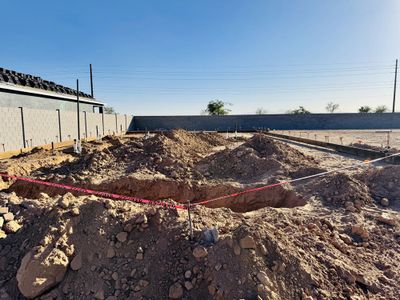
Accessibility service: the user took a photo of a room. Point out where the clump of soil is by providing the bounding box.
[197,133,322,182]
[313,173,372,208]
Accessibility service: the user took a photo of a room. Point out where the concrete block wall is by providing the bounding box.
[59,110,79,142]
[0,106,133,153]
[131,113,400,131]
[24,108,59,147]
[84,111,102,139]
[0,107,24,151]
[116,114,126,133]
[103,114,117,136]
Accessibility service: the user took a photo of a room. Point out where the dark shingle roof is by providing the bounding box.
[0,67,93,99]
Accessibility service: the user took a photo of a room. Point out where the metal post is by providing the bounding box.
[90,64,94,98]
[393,59,398,113]
[56,109,62,142]
[84,111,88,140]
[76,80,81,141]
[19,107,26,148]
[187,200,193,240]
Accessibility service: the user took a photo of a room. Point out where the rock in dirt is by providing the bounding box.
[70,252,83,271]
[257,271,273,288]
[16,248,69,299]
[240,235,256,249]
[71,207,80,216]
[202,227,219,244]
[116,231,128,243]
[8,192,22,205]
[234,244,241,256]
[169,282,184,299]
[106,247,116,258]
[3,220,21,234]
[0,207,9,214]
[351,225,370,241]
[376,214,397,226]
[192,245,208,258]
[0,229,6,239]
[3,212,14,222]
[184,281,193,290]
[380,198,390,207]
[59,193,74,209]
[135,214,148,224]
[0,216,3,228]
[94,288,105,300]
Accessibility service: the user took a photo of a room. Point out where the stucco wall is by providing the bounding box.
[0,88,98,112]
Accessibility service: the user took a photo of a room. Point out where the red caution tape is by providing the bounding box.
[0,173,186,210]
[1,151,399,210]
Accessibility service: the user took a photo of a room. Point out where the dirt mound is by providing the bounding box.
[313,173,372,209]
[357,165,400,204]
[0,149,72,178]
[350,142,399,154]
[32,130,230,183]
[1,192,399,299]
[2,130,400,299]
[197,134,322,182]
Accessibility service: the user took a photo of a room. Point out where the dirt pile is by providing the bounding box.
[1,130,400,299]
[350,142,399,154]
[357,165,400,205]
[197,133,323,182]
[0,149,72,189]
[313,173,372,210]
[1,192,399,299]
[34,130,230,184]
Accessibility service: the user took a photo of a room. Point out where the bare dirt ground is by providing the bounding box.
[0,130,399,300]
[273,129,400,150]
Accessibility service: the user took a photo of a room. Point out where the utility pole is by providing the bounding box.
[393,59,398,113]
[77,79,81,140]
[90,64,94,98]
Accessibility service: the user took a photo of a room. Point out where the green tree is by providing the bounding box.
[326,102,339,113]
[205,100,231,115]
[374,105,388,113]
[289,106,311,114]
[104,106,116,114]
[255,107,267,114]
[358,106,372,113]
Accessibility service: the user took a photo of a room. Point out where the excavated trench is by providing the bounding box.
[5,177,307,213]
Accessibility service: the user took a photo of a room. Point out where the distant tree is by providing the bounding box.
[326,102,339,113]
[358,106,372,113]
[205,100,231,115]
[374,105,388,113]
[104,106,116,114]
[289,106,311,114]
[255,107,268,114]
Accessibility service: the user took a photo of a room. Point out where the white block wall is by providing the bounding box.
[0,106,133,152]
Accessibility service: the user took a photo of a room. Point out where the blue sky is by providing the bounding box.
[1,0,399,115]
